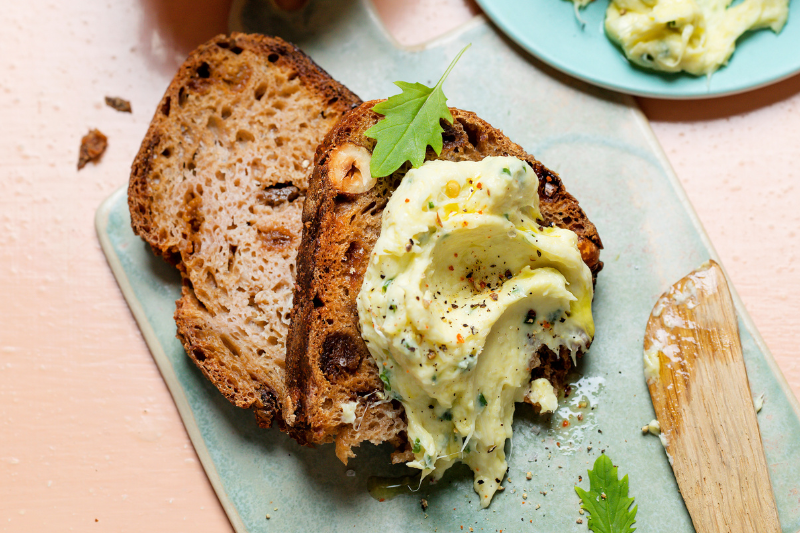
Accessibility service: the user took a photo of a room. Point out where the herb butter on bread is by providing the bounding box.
[287,102,603,467]
[128,33,360,430]
[357,156,595,505]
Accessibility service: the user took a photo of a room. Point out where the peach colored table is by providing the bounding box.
[1,0,798,530]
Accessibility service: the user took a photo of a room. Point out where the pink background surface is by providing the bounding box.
[1,0,798,530]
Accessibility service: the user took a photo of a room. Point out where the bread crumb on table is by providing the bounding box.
[77,129,107,169]
[104,96,132,113]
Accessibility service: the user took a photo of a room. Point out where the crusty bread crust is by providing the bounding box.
[288,102,603,462]
[128,33,361,429]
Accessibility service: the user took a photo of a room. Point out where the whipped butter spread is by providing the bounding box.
[356,156,594,506]
[605,0,789,75]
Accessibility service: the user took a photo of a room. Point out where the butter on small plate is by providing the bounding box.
[475,0,800,98]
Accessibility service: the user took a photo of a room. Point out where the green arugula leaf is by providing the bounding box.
[364,44,471,178]
[574,454,637,533]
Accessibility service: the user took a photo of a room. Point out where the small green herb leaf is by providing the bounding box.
[575,454,637,533]
[428,200,435,209]
[364,44,471,178]
[382,278,395,293]
[502,167,511,175]
[379,369,392,392]
[478,392,488,407]
[424,453,435,469]
[412,438,421,453]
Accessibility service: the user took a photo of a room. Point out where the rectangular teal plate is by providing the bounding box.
[97,0,800,531]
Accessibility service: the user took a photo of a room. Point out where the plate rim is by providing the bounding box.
[475,0,800,100]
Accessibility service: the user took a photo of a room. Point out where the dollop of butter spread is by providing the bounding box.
[340,401,358,424]
[357,156,594,506]
[605,0,789,75]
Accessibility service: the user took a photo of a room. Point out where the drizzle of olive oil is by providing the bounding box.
[367,474,422,501]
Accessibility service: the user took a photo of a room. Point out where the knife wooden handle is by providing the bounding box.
[644,261,780,533]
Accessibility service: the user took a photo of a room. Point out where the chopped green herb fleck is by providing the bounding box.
[412,438,421,453]
[502,167,511,175]
[424,454,435,469]
[428,201,435,209]
[440,410,453,421]
[478,393,488,407]
[379,369,392,392]
[524,309,537,325]
[382,278,394,293]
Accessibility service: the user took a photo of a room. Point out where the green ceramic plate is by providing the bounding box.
[475,0,800,98]
[97,0,800,531]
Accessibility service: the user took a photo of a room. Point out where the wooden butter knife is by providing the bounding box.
[643,260,780,533]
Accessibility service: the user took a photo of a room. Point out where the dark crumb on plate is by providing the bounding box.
[77,129,108,169]
[104,96,132,113]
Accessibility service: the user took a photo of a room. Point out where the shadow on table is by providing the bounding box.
[138,0,234,75]
[637,72,800,121]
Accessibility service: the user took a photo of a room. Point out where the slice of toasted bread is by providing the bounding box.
[287,102,603,462]
[128,33,361,429]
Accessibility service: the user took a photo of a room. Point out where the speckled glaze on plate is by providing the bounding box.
[97,0,800,531]
[476,0,800,99]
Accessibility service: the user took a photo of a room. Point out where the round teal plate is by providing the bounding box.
[475,0,800,98]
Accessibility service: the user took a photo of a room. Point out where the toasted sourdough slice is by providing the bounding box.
[288,102,604,462]
[128,33,361,429]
